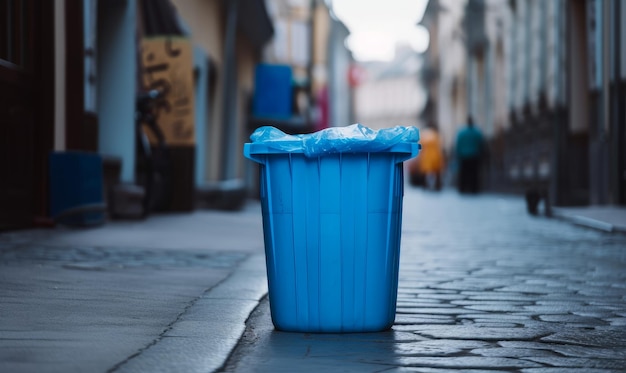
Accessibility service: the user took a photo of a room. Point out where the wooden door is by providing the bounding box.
[0,0,53,229]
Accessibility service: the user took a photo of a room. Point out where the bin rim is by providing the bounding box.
[245,141,417,156]
[244,142,419,164]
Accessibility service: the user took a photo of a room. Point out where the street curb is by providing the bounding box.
[114,253,268,373]
[552,210,626,234]
[204,253,269,373]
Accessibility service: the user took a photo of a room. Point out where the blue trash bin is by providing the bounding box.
[244,127,419,332]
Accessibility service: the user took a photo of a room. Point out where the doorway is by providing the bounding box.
[0,0,54,229]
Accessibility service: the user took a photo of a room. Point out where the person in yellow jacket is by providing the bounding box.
[409,123,445,190]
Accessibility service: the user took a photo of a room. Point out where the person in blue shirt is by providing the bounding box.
[455,116,485,193]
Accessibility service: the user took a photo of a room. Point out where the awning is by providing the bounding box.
[236,0,274,49]
[141,0,186,36]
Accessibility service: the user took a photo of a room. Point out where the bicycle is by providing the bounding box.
[135,89,171,216]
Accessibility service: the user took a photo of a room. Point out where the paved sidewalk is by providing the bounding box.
[0,204,267,373]
[223,189,626,372]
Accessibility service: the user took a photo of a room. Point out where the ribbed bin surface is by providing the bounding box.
[245,143,417,332]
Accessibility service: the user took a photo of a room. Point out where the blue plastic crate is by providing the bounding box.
[49,151,106,226]
[244,142,418,332]
[252,64,293,119]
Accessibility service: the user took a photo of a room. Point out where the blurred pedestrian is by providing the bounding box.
[412,122,445,190]
[455,116,485,194]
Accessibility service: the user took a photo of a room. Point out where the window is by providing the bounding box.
[0,0,30,68]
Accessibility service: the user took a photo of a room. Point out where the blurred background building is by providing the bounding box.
[0,0,354,229]
[354,44,425,130]
[418,0,467,156]
[419,0,626,209]
[1,0,624,230]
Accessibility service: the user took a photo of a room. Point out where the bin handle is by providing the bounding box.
[244,143,265,165]
[394,143,420,164]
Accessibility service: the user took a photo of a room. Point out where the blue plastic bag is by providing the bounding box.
[250,124,419,157]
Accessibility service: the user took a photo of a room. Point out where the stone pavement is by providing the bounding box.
[1,189,625,373]
[222,189,626,372]
[0,205,268,373]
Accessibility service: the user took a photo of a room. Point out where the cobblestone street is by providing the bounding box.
[223,188,626,372]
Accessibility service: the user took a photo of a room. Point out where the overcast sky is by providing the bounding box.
[331,0,430,62]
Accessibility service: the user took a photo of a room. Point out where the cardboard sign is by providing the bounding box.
[140,37,195,146]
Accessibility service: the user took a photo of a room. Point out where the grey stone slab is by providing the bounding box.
[396,297,449,303]
[573,308,626,319]
[395,356,542,369]
[456,313,532,322]
[498,340,571,350]
[547,345,626,360]
[541,328,626,347]
[434,279,515,292]
[451,300,533,306]
[524,278,584,286]
[497,339,626,363]
[466,322,521,328]
[606,317,626,326]
[523,305,587,314]
[397,302,457,309]
[462,292,542,302]
[587,300,626,309]
[394,307,469,315]
[577,288,626,297]
[412,325,552,341]
[538,314,608,326]
[495,285,573,295]
[416,293,467,301]
[397,287,458,295]
[535,300,587,307]
[394,339,491,356]
[470,347,560,358]
[463,303,531,312]
[398,286,436,292]
[525,357,626,369]
[394,315,456,325]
